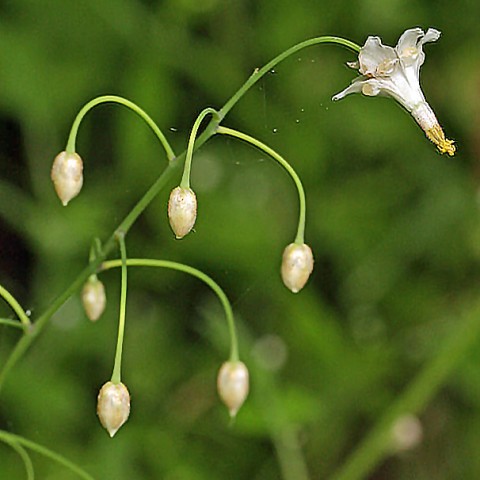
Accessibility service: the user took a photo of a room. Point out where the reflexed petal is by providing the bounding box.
[397,28,440,72]
[420,28,441,47]
[396,28,425,56]
[332,80,364,101]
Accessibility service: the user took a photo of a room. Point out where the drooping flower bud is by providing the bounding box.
[97,381,131,438]
[82,277,106,322]
[217,361,249,418]
[281,242,314,293]
[51,151,84,206]
[168,186,197,239]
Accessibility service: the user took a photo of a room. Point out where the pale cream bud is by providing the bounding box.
[391,414,423,452]
[82,277,106,322]
[281,242,314,293]
[168,186,197,239]
[217,361,249,418]
[51,151,84,206]
[97,381,131,438]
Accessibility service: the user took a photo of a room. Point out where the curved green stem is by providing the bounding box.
[217,126,306,244]
[0,160,182,394]
[111,233,128,384]
[0,34,359,391]
[330,299,480,480]
[0,430,95,480]
[0,284,31,329]
[65,95,176,162]
[219,36,360,120]
[101,259,239,362]
[1,436,34,480]
[180,108,220,188]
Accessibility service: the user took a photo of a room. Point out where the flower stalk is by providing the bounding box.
[111,232,128,385]
[0,284,31,330]
[216,126,307,245]
[65,95,176,161]
[100,258,239,362]
[0,430,96,480]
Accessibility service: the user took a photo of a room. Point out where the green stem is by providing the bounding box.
[111,233,128,384]
[87,238,103,282]
[1,436,34,480]
[101,259,239,362]
[330,299,480,480]
[219,36,360,120]
[0,430,95,480]
[65,95,176,162]
[0,318,26,330]
[180,108,219,188]
[0,284,31,329]
[0,34,359,391]
[0,156,182,394]
[217,126,306,244]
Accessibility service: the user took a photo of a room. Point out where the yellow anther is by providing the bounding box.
[426,125,456,156]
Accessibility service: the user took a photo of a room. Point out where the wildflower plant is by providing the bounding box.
[0,27,464,480]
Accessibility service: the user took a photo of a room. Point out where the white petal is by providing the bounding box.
[332,79,364,101]
[397,27,440,72]
[420,28,441,46]
[359,36,397,76]
[396,28,424,54]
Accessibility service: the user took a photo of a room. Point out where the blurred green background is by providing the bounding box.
[1,0,480,479]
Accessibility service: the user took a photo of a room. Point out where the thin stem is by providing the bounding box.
[1,437,35,480]
[217,126,306,244]
[111,233,128,384]
[219,36,360,120]
[0,284,31,329]
[101,259,239,362]
[87,238,103,282]
[330,299,480,480]
[65,95,176,161]
[180,108,219,188]
[0,318,26,330]
[0,34,359,391]
[0,430,95,480]
[0,154,182,394]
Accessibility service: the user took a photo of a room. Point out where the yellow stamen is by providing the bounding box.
[426,124,456,156]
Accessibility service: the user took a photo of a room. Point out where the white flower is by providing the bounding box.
[333,27,455,156]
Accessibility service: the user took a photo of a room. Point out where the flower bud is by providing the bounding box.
[51,151,84,206]
[82,277,106,322]
[217,361,249,418]
[97,381,130,438]
[168,186,197,239]
[281,242,314,293]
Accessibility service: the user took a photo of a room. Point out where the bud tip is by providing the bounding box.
[97,381,131,437]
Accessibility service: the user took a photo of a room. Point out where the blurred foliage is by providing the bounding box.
[1,0,480,479]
